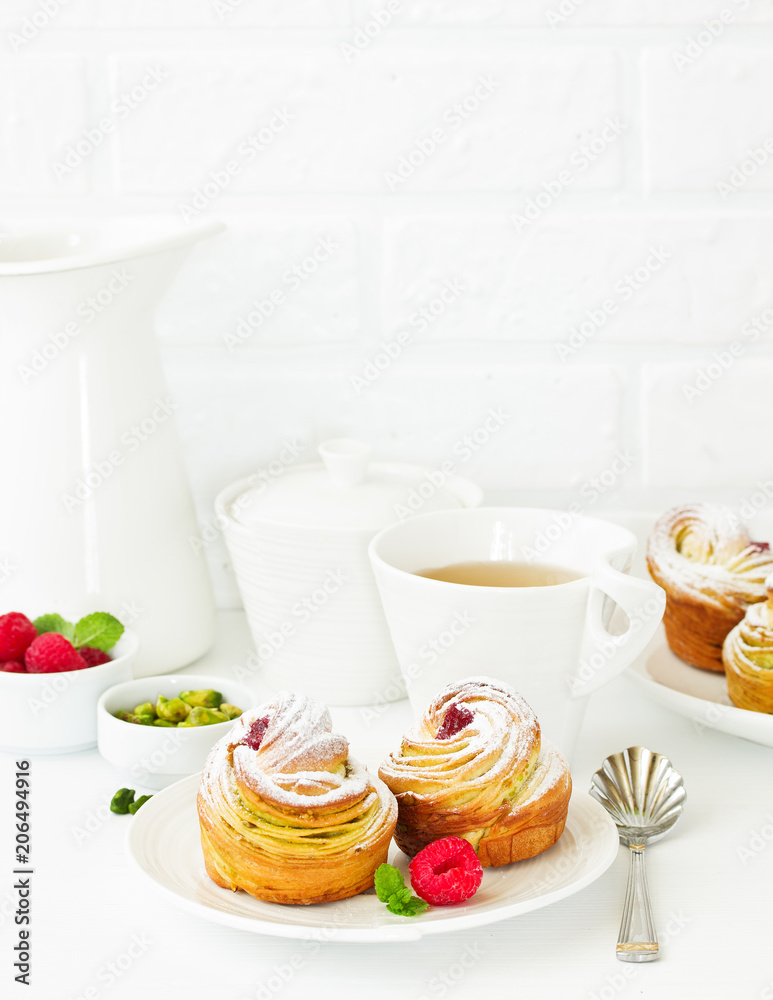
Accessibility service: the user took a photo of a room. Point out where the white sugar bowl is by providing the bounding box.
[215,440,482,706]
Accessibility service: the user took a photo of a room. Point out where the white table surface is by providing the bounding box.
[2,607,772,1000]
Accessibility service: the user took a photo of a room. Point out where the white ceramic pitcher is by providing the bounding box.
[0,219,223,675]
[369,507,666,760]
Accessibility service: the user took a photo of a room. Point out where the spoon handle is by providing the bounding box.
[617,845,659,962]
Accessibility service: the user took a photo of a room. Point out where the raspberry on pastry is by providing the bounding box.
[197,692,397,905]
[379,676,571,868]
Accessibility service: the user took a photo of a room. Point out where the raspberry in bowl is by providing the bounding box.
[0,613,138,754]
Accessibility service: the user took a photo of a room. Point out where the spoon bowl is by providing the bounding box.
[590,747,686,962]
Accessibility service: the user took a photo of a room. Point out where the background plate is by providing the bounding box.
[127,773,619,942]
[629,636,773,749]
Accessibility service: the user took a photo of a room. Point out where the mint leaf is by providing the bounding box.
[391,894,428,917]
[374,863,405,902]
[33,614,74,642]
[374,863,429,917]
[73,612,124,652]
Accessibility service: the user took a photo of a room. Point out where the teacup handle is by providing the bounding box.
[571,559,665,699]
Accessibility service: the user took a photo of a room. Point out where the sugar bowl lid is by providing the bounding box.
[229,439,479,531]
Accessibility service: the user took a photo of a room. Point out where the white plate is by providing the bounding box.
[628,637,773,749]
[127,773,619,942]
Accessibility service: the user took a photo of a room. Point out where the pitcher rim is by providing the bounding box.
[0,218,225,276]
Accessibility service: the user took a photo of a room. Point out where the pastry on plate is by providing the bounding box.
[723,575,773,714]
[646,503,773,672]
[378,676,571,867]
[197,691,397,904]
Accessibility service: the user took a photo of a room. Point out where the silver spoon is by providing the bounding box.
[590,746,686,962]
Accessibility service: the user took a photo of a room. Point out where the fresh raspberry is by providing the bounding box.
[0,613,37,661]
[0,661,26,673]
[409,836,483,906]
[79,646,112,667]
[436,702,474,740]
[242,716,270,750]
[25,633,87,673]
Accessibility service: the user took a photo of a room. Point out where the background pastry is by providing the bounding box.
[647,503,773,672]
[197,692,397,904]
[379,676,571,867]
[723,576,773,714]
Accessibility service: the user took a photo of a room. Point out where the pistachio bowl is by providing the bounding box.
[0,629,138,755]
[97,674,255,790]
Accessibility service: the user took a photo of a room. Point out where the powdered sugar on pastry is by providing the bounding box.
[380,675,541,808]
[512,739,568,807]
[378,676,571,866]
[197,691,398,905]
[723,579,773,712]
[200,692,373,814]
[647,503,773,613]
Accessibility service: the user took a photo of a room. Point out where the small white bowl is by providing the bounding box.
[97,674,255,790]
[0,630,139,755]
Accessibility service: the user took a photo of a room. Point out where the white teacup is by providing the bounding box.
[369,507,665,760]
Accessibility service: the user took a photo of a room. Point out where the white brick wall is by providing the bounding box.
[643,46,773,192]
[3,3,773,605]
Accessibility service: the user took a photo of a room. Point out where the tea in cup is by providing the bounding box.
[369,507,665,760]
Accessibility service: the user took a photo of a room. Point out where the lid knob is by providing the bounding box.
[318,439,372,488]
